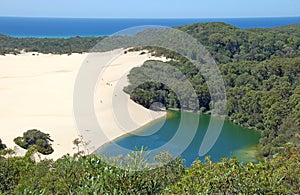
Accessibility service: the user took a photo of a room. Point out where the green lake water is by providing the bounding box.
[97,111,261,167]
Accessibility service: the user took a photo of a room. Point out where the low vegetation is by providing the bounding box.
[13,129,54,155]
[0,143,298,194]
[165,147,300,194]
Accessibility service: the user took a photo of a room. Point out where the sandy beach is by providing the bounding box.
[0,50,166,159]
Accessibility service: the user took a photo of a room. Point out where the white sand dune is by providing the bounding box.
[0,51,166,159]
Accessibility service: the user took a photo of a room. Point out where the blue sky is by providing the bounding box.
[1,0,299,18]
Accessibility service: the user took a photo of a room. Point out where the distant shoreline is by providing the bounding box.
[0,17,299,38]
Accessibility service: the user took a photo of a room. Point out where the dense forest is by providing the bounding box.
[0,35,103,55]
[177,23,300,63]
[0,22,299,193]
[125,23,300,158]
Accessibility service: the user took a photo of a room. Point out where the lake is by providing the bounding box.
[97,111,261,167]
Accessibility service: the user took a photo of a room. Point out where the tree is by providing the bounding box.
[0,139,6,150]
[165,147,300,194]
[14,129,54,155]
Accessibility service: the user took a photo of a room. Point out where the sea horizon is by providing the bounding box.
[0,16,299,38]
[2,15,300,19]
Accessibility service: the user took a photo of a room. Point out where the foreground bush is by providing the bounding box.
[0,149,185,194]
[0,147,299,194]
[165,147,300,194]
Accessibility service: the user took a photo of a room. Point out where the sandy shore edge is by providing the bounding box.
[0,50,167,159]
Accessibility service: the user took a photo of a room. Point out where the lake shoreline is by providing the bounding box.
[98,110,261,166]
[94,113,167,153]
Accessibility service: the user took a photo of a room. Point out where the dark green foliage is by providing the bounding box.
[224,58,300,157]
[129,46,188,62]
[14,129,54,155]
[0,149,185,194]
[125,23,300,158]
[0,139,6,150]
[0,35,104,55]
[125,59,210,111]
[177,23,300,63]
[0,146,299,194]
[126,56,300,158]
[0,147,38,193]
[165,147,300,194]
[2,22,299,62]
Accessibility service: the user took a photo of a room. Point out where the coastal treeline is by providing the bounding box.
[0,34,103,55]
[125,23,300,158]
[0,143,299,194]
[1,22,299,58]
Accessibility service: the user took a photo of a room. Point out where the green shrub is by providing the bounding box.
[0,139,6,150]
[14,129,54,155]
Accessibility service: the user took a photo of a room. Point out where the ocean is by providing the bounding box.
[0,17,300,38]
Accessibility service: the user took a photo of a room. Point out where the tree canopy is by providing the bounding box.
[0,35,104,55]
[0,139,6,151]
[125,23,300,158]
[177,22,300,63]
[13,129,54,155]
[0,145,298,194]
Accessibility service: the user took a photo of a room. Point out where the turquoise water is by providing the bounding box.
[97,111,261,167]
[0,17,299,38]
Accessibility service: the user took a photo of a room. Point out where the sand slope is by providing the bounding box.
[0,51,166,159]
